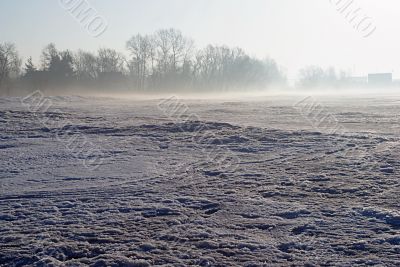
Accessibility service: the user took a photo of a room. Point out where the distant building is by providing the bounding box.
[368,73,392,85]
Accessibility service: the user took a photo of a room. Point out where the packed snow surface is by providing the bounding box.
[0,94,400,266]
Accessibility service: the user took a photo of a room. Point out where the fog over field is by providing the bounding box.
[1,1,400,266]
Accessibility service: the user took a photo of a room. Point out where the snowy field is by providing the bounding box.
[1,94,400,266]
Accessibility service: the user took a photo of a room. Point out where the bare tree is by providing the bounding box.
[73,50,98,80]
[155,29,194,73]
[96,48,125,74]
[126,34,154,89]
[168,29,194,73]
[154,28,194,89]
[0,42,21,90]
[154,29,172,76]
[95,48,127,90]
[4,28,286,94]
[194,45,243,89]
[298,66,341,88]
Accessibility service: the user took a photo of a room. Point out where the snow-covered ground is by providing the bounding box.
[1,94,400,266]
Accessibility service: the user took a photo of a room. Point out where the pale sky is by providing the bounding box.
[1,0,398,80]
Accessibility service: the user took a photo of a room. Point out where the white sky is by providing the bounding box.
[1,0,398,80]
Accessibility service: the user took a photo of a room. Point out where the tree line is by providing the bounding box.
[297,66,350,88]
[0,28,287,95]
